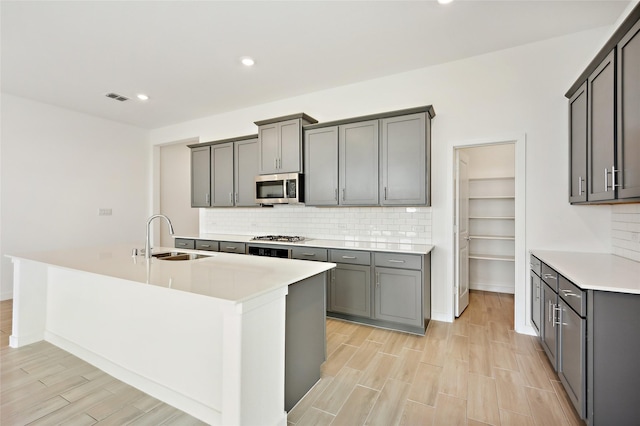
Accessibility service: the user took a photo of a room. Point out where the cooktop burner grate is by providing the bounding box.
[251,235,305,242]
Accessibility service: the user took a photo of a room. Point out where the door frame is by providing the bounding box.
[448,134,530,335]
[454,150,470,317]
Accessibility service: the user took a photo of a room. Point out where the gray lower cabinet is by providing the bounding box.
[175,238,196,249]
[374,267,422,327]
[219,241,246,254]
[195,240,219,251]
[558,298,586,419]
[530,269,541,334]
[380,112,429,205]
[541,281,558,370]
[329,263,371,318]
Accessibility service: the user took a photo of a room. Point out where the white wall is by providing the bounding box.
[0,94,150,299]
[150,27,615,326]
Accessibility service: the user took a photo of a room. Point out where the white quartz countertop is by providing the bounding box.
[176,233,435,255]
[7,245,335,303]
[531,250,640,295]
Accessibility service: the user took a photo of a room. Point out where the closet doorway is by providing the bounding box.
[454,142,516,317]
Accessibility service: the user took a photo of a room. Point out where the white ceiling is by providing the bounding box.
[1,1,630,129]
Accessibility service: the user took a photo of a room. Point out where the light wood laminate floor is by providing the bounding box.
[287,291,585,426]
[1,292,584,426]
[0,299,206,425]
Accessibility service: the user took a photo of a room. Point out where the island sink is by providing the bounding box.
[151,251,213,261]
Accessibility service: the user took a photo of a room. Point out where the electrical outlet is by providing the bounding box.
[98,208,112,216]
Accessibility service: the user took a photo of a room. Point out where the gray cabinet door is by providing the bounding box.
[531,270,541,334]
[329,264,371,318]
[339,120,379,205]
[279,119,302,173]
[380,113,428,205]
[211,142,234,207]
[304,127,339,205]
[234,138,259,206]
[374,267,422,327]
[569,82,588,203]
[191,146,211,207]
[617,19,640,199]
[541,282,558,370]
[588,50,616,202]
[558,300,586,419]
[258,123,279,174]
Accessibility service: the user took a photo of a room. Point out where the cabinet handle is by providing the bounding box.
[178,242,187,246]
[543,273,556,280]
[548,300,553,323]
[341,255,357,259]
[235,192,239,203]
[335,188,338,201]
[342,188,346,201]
[225,247,237,251]
[229,193,233,204]
[604,168,609,192]
[578,176,583,196]
[275,158,278,169]
[556,305,564,326]
[301,253,316,257]
[384,187,388,200]
[201,244,211,248]
[376,272,380,288]
[206,193,210,204]
[561,289,580,298]
[536,283,540,300]
[612,165,620,189]
[387,259,405,263]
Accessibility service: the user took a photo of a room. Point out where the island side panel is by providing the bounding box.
[9,258,48,348]
[285,272,328,412]
[44,266,227,424]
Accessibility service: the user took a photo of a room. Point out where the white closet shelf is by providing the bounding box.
[470,235,515,240]
[469,254,515,262]
[469,196,515,200]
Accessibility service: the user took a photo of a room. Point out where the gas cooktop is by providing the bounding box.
[251,235,305,243]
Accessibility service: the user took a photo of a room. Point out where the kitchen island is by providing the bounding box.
[7,245,335,425]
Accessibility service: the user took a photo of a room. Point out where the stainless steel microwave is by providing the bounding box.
[255,173,304,204]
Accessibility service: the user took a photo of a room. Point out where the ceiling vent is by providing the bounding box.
[105,92,129,102]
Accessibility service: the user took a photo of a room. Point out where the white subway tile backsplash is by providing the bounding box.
[200,205,433,245]
[612,204,640,263]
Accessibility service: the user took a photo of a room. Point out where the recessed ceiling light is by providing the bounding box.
[136,94,149,101]
[438,0,453,4]
[241,57,255,67]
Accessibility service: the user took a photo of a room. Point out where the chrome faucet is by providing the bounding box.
[145,214,175,260]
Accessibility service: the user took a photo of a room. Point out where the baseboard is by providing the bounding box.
[45,331,221,425]
[470,283,515,294]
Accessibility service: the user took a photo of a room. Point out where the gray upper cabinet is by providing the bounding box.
[234,138,259,206]
[340,120,379,206]
[380,112,429,205]
[304,120,379,206]
[303,106,434,207]
[256,114,318,175]
[569,83,588,203]
[191,146,211,207]
[189,135,259,208]
[617,19,640,199]
[565,5,640,204]
[211,142,234,207]
[587,50,616,203]
[304,127,339,205]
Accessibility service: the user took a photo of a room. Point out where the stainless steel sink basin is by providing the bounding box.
[152,251,213,261]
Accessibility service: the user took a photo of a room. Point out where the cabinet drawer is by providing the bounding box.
[195,240,219,251]
[374,252,422,270]
[541,262,558,291]
[530,255,542,277]
[330,249,371,266]
[174,238,195,250]
[559,275,586,317]
[291,247,328,262]
[219,241,246,254]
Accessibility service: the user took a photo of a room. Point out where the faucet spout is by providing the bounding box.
[145,214,175,259]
